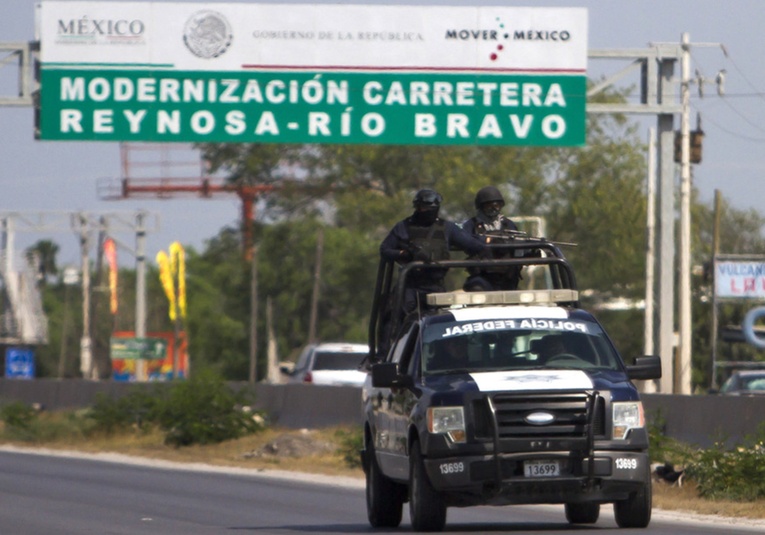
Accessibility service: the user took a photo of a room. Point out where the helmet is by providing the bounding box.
[474,186,505,209]
[413,189,442,208]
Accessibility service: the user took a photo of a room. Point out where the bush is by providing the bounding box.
[86,371,265,447]
[89,388,162,434]
[685,425,765,501]
[0,401,40,441]
[649,416,765,502]
[156,371,263,447]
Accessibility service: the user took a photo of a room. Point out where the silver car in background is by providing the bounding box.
[285,342,369,387]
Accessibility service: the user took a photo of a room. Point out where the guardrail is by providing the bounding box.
[1,379,764,448]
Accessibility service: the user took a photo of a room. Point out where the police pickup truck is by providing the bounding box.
[361,237,662,531]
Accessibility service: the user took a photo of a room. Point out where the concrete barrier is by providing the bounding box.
[642,393,765,448]
[2,379,765,448]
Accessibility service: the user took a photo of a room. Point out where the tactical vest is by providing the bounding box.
[406,219,450,262]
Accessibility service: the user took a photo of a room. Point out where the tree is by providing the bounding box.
[25,239,59,285]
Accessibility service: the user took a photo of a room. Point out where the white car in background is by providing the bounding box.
[285,342,369,387]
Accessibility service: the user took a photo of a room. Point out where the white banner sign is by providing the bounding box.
[715,261,765,299]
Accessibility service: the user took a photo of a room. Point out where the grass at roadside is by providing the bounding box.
[652,481,765,520]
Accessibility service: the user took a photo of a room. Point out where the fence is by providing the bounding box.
[1,378,764,448]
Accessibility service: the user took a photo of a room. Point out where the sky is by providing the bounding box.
[2,0,765,269]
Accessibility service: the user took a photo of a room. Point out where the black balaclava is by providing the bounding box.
[411,206,439,226]
[411,189,442,226]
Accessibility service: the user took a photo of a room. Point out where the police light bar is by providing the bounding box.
[426,289,579,307]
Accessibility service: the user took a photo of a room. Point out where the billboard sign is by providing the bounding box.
[110,336,168,360]
[111,331,187,381]
[716,261,765,299]
[38,2,588,146]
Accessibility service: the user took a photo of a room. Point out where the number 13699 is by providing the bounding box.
[439,462,465,474]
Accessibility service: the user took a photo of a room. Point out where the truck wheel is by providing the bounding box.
[565,502,600,524]
[614,481,652,528]
[365,443,403,527]
[409,444,446,532]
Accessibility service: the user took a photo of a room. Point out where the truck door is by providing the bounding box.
[375,323,419,480]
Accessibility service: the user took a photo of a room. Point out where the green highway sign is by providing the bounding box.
[110,337,168,360]
[40,69,586,145]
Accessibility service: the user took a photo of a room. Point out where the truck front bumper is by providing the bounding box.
[423,450,650,506]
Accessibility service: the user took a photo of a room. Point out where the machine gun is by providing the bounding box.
[480,229,578,250]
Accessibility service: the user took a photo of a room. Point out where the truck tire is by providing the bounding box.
[365,443,404,527]
[409,444,446,532]
[565,502,600,524]
[614,480,652,528]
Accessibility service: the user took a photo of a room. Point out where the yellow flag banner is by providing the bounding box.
[156,250,176,321]
[103,238,118,315]
[170,241,187,319]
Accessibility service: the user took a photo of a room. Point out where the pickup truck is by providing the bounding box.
[361,236,662,531]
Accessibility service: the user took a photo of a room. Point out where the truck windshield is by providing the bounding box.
[420,317,622,375]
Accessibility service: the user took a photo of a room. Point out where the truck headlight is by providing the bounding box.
[428,407,466,443]
[612,401,645,440]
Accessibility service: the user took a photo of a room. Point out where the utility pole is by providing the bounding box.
[674,34,725,395]
[678,33,693,394]
[588,46,682,393]
[135,211,147,341]
[642,128,657,393]
[308,227,324,344]
[249,244,259,384]
[76,213,94,380]
[135,211,148,380]
[710,190,722,389]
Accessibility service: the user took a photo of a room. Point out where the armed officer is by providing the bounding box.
[381,188,486,314]
[462,186,523,291]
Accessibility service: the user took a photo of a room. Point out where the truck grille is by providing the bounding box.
[472,392,605,444]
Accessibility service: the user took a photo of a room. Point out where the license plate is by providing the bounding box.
[524,460,560,477]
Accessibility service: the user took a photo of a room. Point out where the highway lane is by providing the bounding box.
[0,449,763,534]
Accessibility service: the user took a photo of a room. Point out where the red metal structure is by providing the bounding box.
[98,143,273,258]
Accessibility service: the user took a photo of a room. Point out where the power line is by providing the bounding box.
[686,47,765,141]
[723,51,765,103]
[693,109,765,143]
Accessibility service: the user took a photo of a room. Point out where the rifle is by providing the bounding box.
[481,229,578,249]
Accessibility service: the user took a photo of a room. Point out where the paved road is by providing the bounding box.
[0,448,763,534]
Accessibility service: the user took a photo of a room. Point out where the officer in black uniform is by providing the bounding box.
[462,186,523,291]
[381,188,486,314]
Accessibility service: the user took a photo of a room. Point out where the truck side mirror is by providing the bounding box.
[371,362,415,389]
[626,355,662,381]
[371,362,399,387]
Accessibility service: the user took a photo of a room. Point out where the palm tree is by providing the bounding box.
[25,239,59,285]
